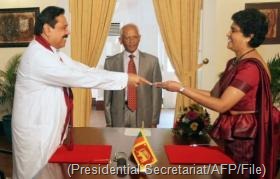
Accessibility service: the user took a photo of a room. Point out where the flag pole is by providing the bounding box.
[140,120,146,174]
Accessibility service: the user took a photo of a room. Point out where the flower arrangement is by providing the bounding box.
[173,103,212,137]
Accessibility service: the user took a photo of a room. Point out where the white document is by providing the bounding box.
[124,128,151,136]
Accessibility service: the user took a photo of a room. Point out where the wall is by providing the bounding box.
[0,0,70,71]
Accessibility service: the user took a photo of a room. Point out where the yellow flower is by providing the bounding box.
[190,122,199,131]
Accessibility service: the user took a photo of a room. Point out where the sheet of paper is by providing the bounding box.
[124,128,151,136]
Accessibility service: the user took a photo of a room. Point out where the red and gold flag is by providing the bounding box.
[131,130,157,170]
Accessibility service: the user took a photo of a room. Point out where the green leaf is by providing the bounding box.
[267,54,280,104]
[0,54,21,114]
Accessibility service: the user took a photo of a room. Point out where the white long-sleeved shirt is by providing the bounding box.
[12,40,128,179]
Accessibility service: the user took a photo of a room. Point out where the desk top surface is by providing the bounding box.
[37,127,241,179]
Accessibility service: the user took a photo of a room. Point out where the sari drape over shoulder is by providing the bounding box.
[210,58,279,179]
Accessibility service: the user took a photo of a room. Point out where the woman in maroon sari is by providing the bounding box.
[156,9,279,179]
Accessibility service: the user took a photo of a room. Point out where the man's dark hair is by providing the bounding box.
[34,6,65,35]
[232,8,268,48]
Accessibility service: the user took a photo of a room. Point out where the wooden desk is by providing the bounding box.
[37,127,241,179]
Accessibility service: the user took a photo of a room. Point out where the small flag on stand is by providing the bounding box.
[131,129,157,172]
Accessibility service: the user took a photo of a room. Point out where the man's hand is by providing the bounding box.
[128,73,152,87]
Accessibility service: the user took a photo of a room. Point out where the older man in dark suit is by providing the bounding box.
[104,23,162,128]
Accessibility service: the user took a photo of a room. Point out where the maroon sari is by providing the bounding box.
[210,58,279,179]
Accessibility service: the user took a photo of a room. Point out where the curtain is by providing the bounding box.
[69,0,116,127]
[153,0,202,118]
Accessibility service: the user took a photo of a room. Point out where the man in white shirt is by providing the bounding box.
[12,6,150,179]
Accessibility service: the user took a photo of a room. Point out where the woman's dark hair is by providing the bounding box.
[34,6,65,35]
[232,8,268,48]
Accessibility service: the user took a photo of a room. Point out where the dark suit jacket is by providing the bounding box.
[104,51,162,127]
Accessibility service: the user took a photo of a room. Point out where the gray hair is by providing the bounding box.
[120,23,140,36]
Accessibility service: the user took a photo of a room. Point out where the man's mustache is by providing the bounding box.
[63,34,68,38]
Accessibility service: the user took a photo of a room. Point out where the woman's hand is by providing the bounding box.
[154,81,183,92]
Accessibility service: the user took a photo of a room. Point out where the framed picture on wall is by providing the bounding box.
[245,2,280,44]
[0,7,39,48]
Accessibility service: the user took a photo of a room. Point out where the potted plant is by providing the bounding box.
[267,54,280,107]
[0,54,21,143]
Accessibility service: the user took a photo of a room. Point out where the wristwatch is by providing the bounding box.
[179,87,185,93]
